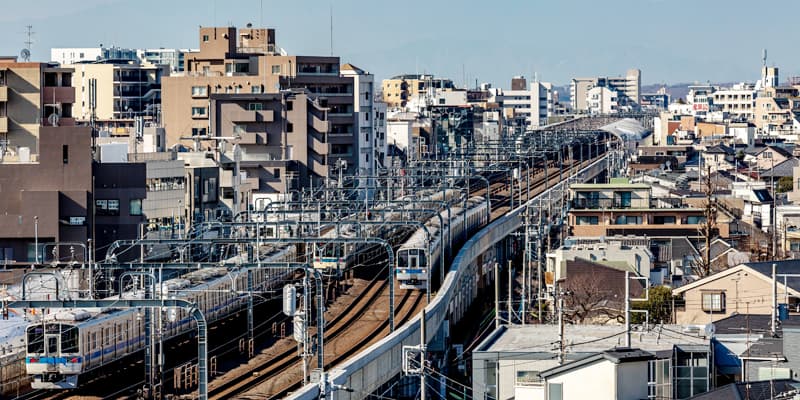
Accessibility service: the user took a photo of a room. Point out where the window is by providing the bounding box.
[191,128,207,137]
[274,169,280,179]
[653,215,676,224]
[439,98,446,105]
[61,325,79,353]
[191,86,207,97]
[548,383,563,400]
[648,358,672,400]
[286,101,293,111]
[287,123,294,132]
[251,85,262,94]
[271,65,281,74]
[247,103,263,111]
[62,145,69,164]
[685,216,706,224]
[96,199,120,216]
[702,292,725,312]
[129,199,142,216]
[615,215,642,225]
[575,216,599,225]
[26,326,44,353]
[191,107,207,117]
[516,370,542,386]
[202,34,209,42]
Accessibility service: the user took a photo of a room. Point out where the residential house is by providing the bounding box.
[472,324,712,400]
[672,260,800,324]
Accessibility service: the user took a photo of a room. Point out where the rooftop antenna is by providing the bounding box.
[21,25,34,61]
[762,48,767,67]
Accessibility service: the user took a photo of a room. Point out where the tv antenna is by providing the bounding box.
[22,25,34,61]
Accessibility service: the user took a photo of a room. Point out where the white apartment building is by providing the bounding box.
[52,47,193,73]
[712,83,756,121]
[686,84,716,117]
[341,64,382,178]
[586,86,618,114]
[492,76,554,129]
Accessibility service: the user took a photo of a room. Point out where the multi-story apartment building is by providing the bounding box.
[208,91,332,205]
[494,76,554,129]
[570,69,640,112]
[162,26,360,182]
[0,56,75,161]
[567,178,706,238]
[753,86,800,136]
[341,63,383,177]
[69,61,167,121]
[586,86,618,115]
[711,83,756,121]
[381,74,455,109]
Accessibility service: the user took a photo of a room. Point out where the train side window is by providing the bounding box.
[91,332,97,350]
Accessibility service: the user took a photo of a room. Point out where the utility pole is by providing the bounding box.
[495,262,500,329]
[508,260,513,324]
[558,286,565,364]
[625,271,631,347]
[420,308,426,400]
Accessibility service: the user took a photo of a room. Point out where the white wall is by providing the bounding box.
[387,120,413,154]
[545,360,617,400]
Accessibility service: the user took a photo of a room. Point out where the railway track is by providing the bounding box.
[11,146,606,400]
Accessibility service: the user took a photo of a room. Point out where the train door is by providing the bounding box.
[408,250,421,270]
[45,327,60,359]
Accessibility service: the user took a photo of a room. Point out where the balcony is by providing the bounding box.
[0,117,6,133]
[0,86,6,102]
[308,114,329,133]
[228,109,274,123]
[238,131,267,145]
[570,197,684,210]
[310,134,329,155]
[42,86,75,104]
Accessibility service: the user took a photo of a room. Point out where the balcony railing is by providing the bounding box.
[571,197,685,210]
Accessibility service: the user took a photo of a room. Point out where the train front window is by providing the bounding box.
[26,326,44,354]
[397,251,408,269]
[61,325,79,353]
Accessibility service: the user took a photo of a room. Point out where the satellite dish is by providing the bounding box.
[20,48,30,62]
[47,113,59,127]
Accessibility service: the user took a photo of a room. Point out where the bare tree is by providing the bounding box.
[562,273,625,324]
[692,165,718,278]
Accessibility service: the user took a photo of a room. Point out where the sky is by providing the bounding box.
[2,0,799,88]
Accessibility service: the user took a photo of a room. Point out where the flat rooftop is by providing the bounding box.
[476,324,710,355]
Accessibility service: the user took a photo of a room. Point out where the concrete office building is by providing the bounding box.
[162,26,359,180]
[341,63,384,177]
[0,56,75,161]
[570,69,641,112]
[493,76,553,129]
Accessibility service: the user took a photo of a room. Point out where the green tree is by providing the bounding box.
[631,286,675,324]
[777,176,793,193]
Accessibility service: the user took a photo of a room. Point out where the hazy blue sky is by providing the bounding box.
[2,0,799,87]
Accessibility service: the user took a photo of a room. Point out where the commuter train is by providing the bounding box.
[24,245,296,389]
[311,189,465,274]
[396,196,489,290]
